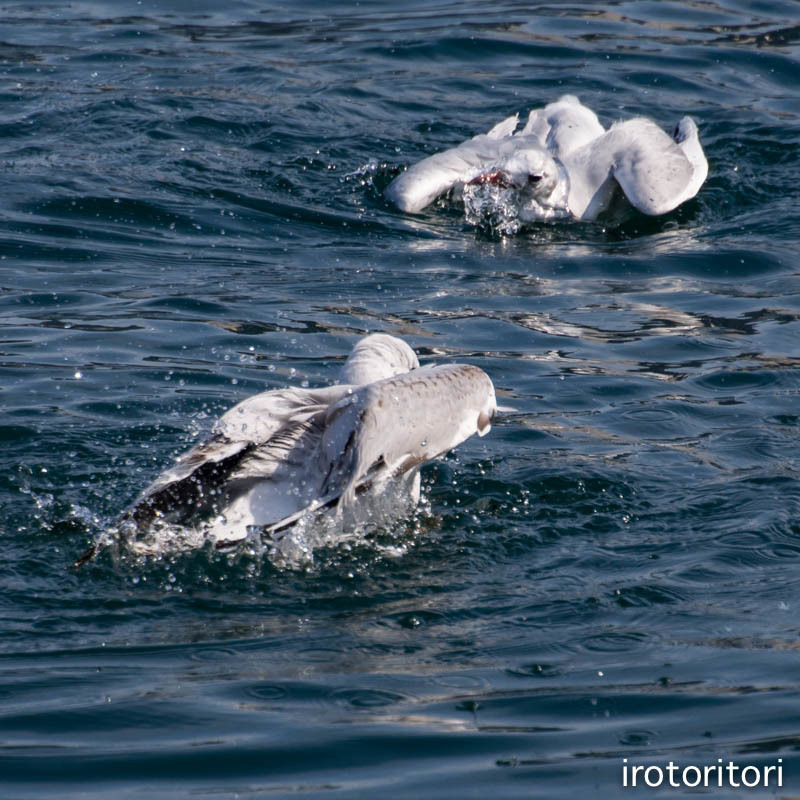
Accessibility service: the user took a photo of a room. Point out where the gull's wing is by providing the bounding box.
[214,364,496,544]
[521,94,605,158]
[121,384,351,529]
[206,364,497,544]
[564,117,707,219]
[673,116,709,204]
[486,113,520,139]
[211,385,346,443]
[608,118,701,215]
[318,363,496,506]
[385,115,519,213]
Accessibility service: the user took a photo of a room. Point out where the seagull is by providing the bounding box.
[75,334,496,564]
[385,95,708,225]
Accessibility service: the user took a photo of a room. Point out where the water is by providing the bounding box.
[2,0,800,796]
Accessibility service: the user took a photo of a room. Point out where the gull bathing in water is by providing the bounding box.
[385,95,708,228]
[76,334,496,564]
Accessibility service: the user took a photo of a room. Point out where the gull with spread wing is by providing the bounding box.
[385,94,708,224]
[76,334,496,564]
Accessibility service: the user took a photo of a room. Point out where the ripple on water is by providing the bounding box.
[579,630,652,654]
[619,408,678,424]
[618,729,658,747]
[330,687,410,708]
[505,663,564,680]
[244,683,289,702]
[187,647,240,663]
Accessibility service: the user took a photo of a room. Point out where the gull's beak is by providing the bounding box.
[467,170,511,189]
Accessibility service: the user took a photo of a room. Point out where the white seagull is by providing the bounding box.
[77,334,496,562]
[385,94,708,224]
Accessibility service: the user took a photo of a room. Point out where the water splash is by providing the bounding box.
[267,482,422,570]
[462,181,522,235]
[87,476,426,573]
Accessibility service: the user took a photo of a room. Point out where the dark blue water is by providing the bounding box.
[2,1,800,797]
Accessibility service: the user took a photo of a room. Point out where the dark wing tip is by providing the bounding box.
[71,545,97,570]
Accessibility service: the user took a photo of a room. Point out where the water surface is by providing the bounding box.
[2,1,800,797]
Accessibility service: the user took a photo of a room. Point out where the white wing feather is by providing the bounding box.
[522,94,605,158]
[564,117,706,219]
[487,112,519,139]
[674,116,709,203]
[212,385,346,444]
[385,136,505,213]
[608,118,701,216]
[385,113,520,214]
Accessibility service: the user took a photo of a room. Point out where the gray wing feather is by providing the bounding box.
[221,364,496,542]
[318,364,495,506]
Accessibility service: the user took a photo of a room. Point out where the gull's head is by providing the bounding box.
[338,333,419,386]
[468,147,559,200]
